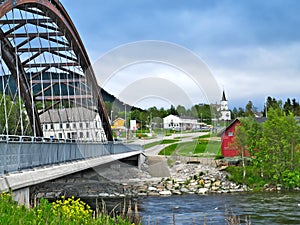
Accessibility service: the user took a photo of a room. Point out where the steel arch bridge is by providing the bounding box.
[0,0,113,142]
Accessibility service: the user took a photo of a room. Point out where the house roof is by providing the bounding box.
[255,117,267,123]
[39,107,97,123]
[222,117,267,133]
[164,114,198,120]
[179,115,198,120]
[113,118,125,123]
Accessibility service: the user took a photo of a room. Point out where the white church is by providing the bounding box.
[219,90,231,121]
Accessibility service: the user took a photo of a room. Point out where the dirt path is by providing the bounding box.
[146,156,170,177]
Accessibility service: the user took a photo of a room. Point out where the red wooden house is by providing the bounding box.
[221,117,266,157]
[221,118,241,157]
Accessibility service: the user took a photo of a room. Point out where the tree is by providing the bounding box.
[197,104,212,123]
[291,98,300,116]
[159,107,167,118]
[0,94,30,135]
[176,105,186,116]
[264,96,282,116]
[167,105,178,116]
[148,106,161,118]
[232,107,239,119]
[237,107,245,117]
[283,98,292,115]
[234,117,263,187]
[259,108,300,186]
[233,107,300,189]
[139,111,149,130]
[190,105,199,118]
[245,101,255,117]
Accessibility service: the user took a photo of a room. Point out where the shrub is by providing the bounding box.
[52,196,93,224]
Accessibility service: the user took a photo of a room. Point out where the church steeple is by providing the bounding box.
[222,90,227,101]
[219,90,231,121]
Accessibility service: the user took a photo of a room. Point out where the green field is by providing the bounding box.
[158,140,221,157]
[143,139,180,149]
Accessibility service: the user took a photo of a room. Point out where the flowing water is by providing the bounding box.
[139,192,300,225]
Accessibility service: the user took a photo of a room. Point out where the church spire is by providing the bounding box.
[219,90,231,121]
[222,90,227,101]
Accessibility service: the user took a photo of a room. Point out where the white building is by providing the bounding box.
[163,114,201,130]
[40,107,107,142]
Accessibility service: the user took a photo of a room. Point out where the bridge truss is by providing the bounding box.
[0,0,113,142]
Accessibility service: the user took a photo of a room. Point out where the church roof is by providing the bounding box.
[222,90,227,101]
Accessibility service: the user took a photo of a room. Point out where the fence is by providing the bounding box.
[0,140,143,175]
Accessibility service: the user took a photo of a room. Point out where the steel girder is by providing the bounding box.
[0,0,113,141]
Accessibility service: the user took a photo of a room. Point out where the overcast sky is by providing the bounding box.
[61,0,300,110]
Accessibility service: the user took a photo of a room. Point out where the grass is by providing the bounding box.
[194,134,211,140]
[225,166,267,190]
[158,140,221,157]
[158,143,178,155]
[143,139,180,149]
[176,141,199,155]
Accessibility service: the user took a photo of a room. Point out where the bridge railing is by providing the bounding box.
[0,140,143,175]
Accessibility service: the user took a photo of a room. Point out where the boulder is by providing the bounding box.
[197,188,209,194]
[159,190,172,195]
[148,186,157,191]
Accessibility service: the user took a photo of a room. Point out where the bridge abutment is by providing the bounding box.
[13,187,30,208]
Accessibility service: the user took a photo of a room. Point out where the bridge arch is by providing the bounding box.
[0,0,113,141]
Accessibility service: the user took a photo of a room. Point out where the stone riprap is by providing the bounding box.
[31,157,244,199]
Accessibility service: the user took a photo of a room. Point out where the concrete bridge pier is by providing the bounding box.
[13,188,30,208]
[120,153,146,169]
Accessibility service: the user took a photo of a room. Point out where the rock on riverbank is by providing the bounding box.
[143,161,245,196]
[31,156,244,200]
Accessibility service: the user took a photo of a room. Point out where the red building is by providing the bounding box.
[221,119,241,157]
[221,117,266,157]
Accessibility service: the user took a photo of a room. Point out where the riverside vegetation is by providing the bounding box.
[1,192,251,225]
[1,191,254,225]
[0,193,140,225]
[227,106,300,191]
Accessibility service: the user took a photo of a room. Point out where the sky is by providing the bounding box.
[61,0,300,110]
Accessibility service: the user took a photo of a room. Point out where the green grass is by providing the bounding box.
[226,166,267,190]
[143,139,180,149]
[142,140,161,149]
[178,140,220,155]
[176,141,198,155]
[158,140,221,157]
[199,140,221,155]
[196,134,211,139]
[158,143,178,155]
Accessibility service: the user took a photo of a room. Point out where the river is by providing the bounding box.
[139,192,300,225]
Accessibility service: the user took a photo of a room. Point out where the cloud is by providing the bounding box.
[101,63,207,108]
[211,42,300,108]
[92,41,221,109]
[60,0,300,110]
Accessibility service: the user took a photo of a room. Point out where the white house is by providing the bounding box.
[39,107,107,142]
[163,114,200,130]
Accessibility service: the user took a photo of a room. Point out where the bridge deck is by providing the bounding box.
[0,149,143,192]
[0,141,143,175]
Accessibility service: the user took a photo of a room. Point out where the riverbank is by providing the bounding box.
[144,156,245,196]
[31,155,244,200]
